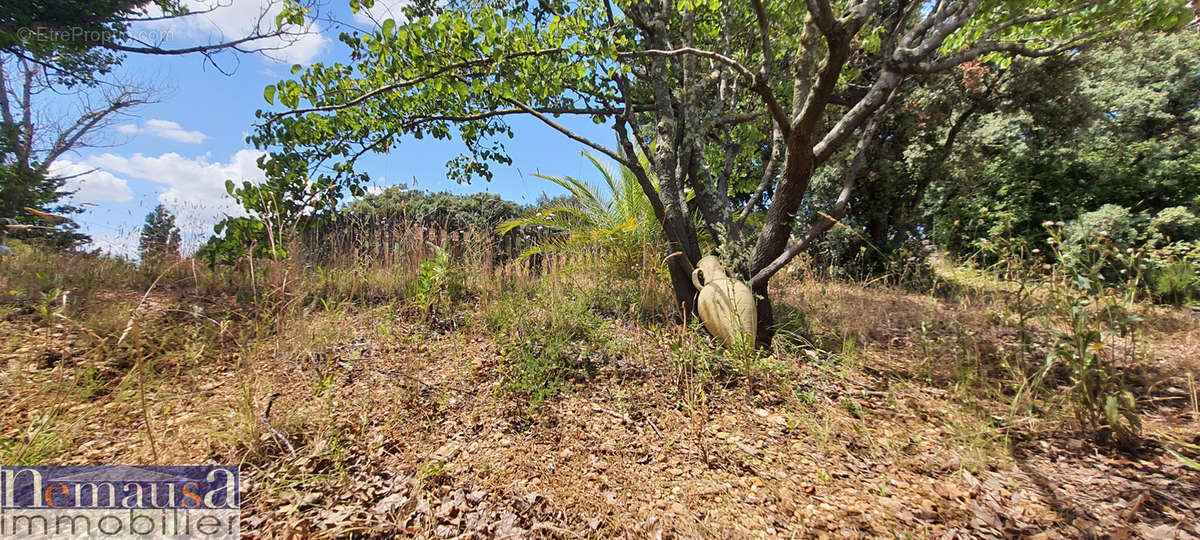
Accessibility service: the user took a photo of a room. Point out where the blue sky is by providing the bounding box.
[50,0,613,256]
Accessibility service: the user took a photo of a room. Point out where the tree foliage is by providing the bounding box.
[0,57,154,247]
[1,0,315,85]
[138,203,182,262]
[249,0,1192,342]
[344,187,524,230]
[2,0,319,251]
[931,32,1200,256]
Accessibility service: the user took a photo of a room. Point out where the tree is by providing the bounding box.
[251,0,1192,345]
[0,57,153,246]
[1,0,319,85]
[808,53,1072,268]
[139,203,182,261]
[1,0,323,247]
[928,32,1200,257]
[344,187,525,231]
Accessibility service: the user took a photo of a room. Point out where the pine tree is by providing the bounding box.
[139,204,182,262]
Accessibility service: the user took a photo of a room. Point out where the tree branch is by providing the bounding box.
[262,48,568,124]
[620,47,756,81]
[750,86,899,288]
[813,69,903,166]
[805,0,838,38]
[901,30,1108,74]
[747,0,791,137]
[499,96,632,169]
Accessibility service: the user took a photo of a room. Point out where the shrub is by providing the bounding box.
[1149,206,1200,245]
[487,287,607,423]
[406,243,466,322]
[1151,261,1198,305]
[497,152,660,280]
[1063,204,1147,258]
[1041,223,1145,448]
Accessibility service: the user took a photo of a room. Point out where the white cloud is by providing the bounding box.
[51,160,134,203]
[116,119,208,144]
[138,0,329,65]
[83,149,265,235]
[353,0,412,27]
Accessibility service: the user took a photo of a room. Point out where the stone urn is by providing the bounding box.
[691,255,757,347]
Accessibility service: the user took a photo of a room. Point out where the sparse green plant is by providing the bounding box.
[418,460,450,481]
[0,413,66,465]
[491,287,604,423]
[1151,261,1198,305]
[840,396,864,419]
[407,242,466,322]
[669,318,717,416]
[1041,223,1145,448]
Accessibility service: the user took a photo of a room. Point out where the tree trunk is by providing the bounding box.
[666,254,699,319]
[868,214,889,247]
[753,283,774,349]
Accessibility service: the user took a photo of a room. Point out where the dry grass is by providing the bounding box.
[2,238,1198,538]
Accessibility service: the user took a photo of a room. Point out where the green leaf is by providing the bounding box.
[263,85,276,105]
[1166,448,1200,472]
[1104,395,1121,428]
[382,18,396,36]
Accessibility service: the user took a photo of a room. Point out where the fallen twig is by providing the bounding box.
[592,404,632,424]
[646,416,663,438]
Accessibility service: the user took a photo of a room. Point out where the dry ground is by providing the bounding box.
[1,260,1198,539]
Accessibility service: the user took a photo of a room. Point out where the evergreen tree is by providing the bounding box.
[139,204,182,262]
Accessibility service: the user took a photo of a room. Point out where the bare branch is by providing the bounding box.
[713,110,767,126]
[902,30,1108,74]
[746,0,790,136]
[805,0,838,38]
[499,96,632,169]
[737,123,784,222]
[813,69,903,166]
[619,48,756,81]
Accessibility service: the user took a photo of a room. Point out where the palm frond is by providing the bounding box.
[502,150,662,269]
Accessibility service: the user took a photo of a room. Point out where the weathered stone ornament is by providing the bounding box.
[691,255,757,347]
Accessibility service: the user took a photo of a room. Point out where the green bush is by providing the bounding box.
[1063,204,1147,256]
[487,288,607,423]
[1152,261,1198,305]
[1038,223,1145,449]
[1150,206,1200,245]
[406,243,466,321]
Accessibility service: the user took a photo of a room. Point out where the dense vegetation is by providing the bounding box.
[246,0,1192,344]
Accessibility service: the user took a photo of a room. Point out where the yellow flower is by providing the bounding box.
[1089,342,1103,354]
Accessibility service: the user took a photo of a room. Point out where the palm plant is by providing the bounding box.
[497,152,659,275]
